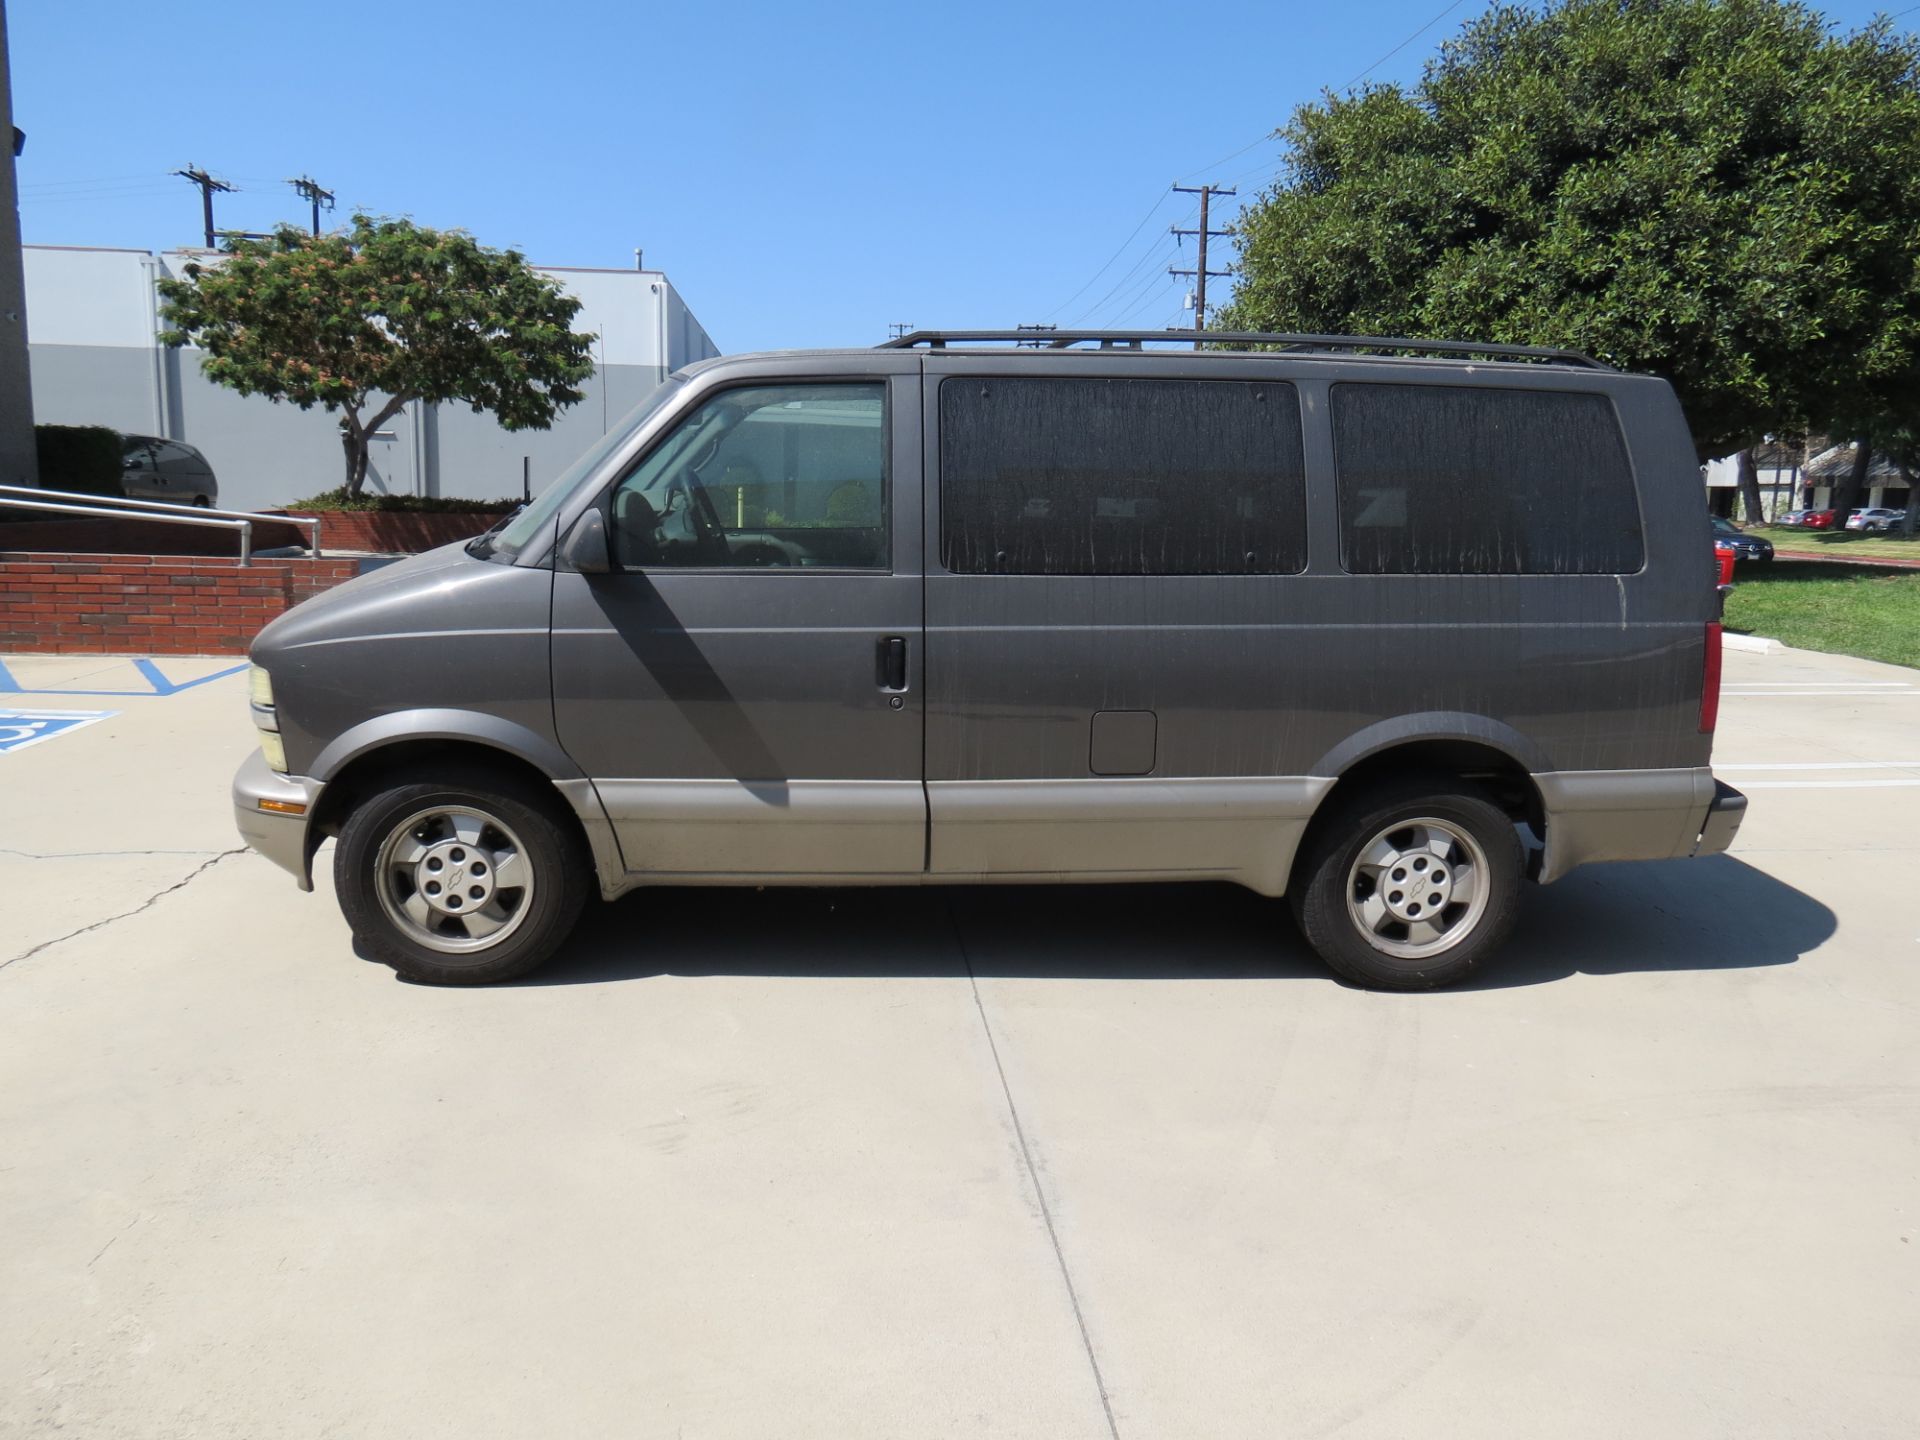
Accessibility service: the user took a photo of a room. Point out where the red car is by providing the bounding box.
[1784,508,1838,529]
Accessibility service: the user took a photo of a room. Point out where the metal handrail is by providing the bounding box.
[0,484,322,557]
[877,328,1614,369]
[0,494,256,565]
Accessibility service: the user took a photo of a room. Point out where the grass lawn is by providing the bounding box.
[1723,561,1920,670]
[1747,524,1920,562]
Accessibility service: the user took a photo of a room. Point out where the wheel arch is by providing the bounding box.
[304,730,614,892]
[1295,715,1549,890]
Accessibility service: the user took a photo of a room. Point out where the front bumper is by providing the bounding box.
[232,750,323,891]
[1693,779,1747,859]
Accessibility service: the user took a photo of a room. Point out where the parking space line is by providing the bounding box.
[1718,761,1920,771]
[1736,779,1920,789]
[0,657,248,698]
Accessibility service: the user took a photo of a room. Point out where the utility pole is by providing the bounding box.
[173,166,234,250]
[287,175,335,235]
[1169,183,1235,348]
[888,322,915,340]
[1015,323,1057,347]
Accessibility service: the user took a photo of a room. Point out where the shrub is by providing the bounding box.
[284,488,520,514]
[34,424,126,499]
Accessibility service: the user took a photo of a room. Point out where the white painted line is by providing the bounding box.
[1722,633,1784,654]
[1721,681,1911,688]
[1720,695,1912,702]
[1738,779,1920,789]
[1718,761,1920,771]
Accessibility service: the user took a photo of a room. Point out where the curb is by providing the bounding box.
[1723,632,1784,655]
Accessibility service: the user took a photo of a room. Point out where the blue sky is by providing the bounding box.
[11,0,1913,353]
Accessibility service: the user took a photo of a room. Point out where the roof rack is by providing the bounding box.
[877,329,1612,370]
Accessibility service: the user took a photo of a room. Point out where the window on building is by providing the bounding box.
[608,384,887,570]
[939,376,1307,575]
[1331,384,1644,575]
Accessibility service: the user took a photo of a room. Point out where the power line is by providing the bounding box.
[1067,205,1197,327]
[1088,247,1185,327]
[1069,237,1182,328]
[1040,192,1174,321]
[1175,129,1281,187]
[1341,0,1469,90]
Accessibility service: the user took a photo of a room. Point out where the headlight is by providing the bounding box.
[249,664,274,707]
[258,729,287,773]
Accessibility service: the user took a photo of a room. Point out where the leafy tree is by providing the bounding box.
[1219,0,1920,464]
[159,215,595,496]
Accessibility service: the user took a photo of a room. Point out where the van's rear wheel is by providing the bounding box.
[1292,779,1522,990]
[335,769,589,985]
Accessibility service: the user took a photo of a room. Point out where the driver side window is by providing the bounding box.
[608,383,888,570]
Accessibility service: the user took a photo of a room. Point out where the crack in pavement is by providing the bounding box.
[0,848,247,972]
[947,902,1123,1440]
[0,847,230,860]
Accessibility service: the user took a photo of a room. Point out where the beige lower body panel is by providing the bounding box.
[927,777,1333,897]
[1533,766,1718,883]
[590,778,928,881]
[585,775,1333,899]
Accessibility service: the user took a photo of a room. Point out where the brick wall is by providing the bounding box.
[281,510,508,553]
[0,552,362,655]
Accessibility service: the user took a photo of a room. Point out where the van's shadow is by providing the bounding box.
[506,855,1833,990]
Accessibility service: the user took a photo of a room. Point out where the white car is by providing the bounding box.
[1844,507,1903,532]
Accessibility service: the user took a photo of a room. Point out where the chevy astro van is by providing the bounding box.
[234,330,1746,989]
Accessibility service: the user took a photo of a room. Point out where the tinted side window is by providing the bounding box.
[940,377,1307,575]
[1332,384,1643,575]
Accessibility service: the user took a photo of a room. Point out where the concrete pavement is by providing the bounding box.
[1,647,1916,1438]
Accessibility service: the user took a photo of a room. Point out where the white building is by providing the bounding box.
[23,244,717,512]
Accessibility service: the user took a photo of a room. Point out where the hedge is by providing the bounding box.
[34,424,126,499]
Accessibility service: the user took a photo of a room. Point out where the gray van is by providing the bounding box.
[121,434,219,506]
[234,330,1746,989]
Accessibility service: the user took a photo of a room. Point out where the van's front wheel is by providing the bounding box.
[1292,779,1522,990]
[334,770,590,985]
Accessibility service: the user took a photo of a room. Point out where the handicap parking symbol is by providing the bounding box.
[0,709,117,754]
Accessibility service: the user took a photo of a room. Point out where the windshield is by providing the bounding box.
[474,377,687,564]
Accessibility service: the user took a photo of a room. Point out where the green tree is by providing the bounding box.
[1219,0,1920,463]
[159,215,595,496]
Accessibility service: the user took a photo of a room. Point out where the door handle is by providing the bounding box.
[877,635,907,692]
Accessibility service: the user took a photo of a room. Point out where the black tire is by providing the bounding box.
[334,766,591,985]
[1291,776,1524,990]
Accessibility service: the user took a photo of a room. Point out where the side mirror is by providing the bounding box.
[561,507,612,574]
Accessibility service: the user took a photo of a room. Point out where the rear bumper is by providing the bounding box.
[1533,767,1745,883]
[232,750,323,891]
[1693,779,1747,859]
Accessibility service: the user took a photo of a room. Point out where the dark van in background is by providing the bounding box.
[234,330,1745,990]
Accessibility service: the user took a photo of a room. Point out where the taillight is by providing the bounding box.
[1700,621,1723,734]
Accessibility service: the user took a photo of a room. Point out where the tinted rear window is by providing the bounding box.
[940,376,1307,575]
[1331,384,1643,575]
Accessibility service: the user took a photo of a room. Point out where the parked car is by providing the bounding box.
[120,434,218,507]
[1712,516,1774,561]
[234,329,1746,992]
[1792,508,1838,530]
[1844,507,1903,533]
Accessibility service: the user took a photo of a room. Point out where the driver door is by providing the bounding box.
[550,362,927,877]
